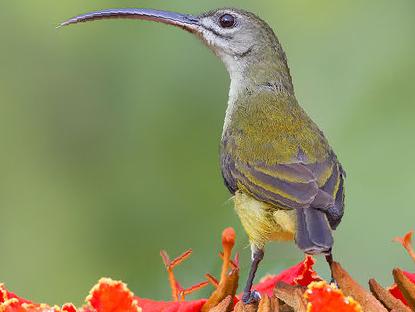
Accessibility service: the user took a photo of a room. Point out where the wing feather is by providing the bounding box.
[227,155,342,212]
[237,162,318,206]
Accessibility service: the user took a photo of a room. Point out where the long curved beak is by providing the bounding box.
[59,8,201,33]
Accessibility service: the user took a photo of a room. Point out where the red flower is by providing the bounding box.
[136,298,206,312]
[390,230,415,305]
[0,252,320,312]
[0,284,50,312]
[62,304,78,312]
[389,271,415,305]
[249,255,320,297]
[1,227,389,312]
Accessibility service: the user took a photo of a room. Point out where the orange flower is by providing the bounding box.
[390,230,415,306]
[220,227,236,284]
[0,227,369,312]
[85,278,141,312]
[305,281,362,312]
[394,231,415,262]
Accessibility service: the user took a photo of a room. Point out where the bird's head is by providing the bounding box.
[196,9,281,63]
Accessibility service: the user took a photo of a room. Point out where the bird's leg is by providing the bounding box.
[242,247,264,304]
[325,249,337,286]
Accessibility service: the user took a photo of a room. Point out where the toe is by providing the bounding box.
[242,290,261,304]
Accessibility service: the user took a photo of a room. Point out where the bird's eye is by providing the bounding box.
[219,14,236,28]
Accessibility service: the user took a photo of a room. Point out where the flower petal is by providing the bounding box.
[136,298,206,312]
[305,281,362,312]
[394,231,415,262]
[251,256,320,296]
[86,278,141,312]
[389,271,415,306]
[62,303,78,312]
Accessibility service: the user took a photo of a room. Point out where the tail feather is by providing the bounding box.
[295,208,333,255]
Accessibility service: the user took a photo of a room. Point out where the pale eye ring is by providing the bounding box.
[219,14,236,28]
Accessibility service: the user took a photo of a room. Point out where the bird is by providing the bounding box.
[60,7,345,304]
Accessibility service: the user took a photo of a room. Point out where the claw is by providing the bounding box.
[242,290,261,304]
[330,277,339,289]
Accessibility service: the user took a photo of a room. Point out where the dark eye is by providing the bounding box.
[219,14,235,28]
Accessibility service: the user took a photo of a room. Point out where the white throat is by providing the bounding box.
[219,52,248,137]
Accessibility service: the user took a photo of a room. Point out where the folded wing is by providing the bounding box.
[223,154,345,229]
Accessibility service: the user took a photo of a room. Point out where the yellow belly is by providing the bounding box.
[233,191,296,249]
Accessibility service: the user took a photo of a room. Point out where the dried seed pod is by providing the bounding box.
[369,278,411,312]
[392,268,415,310]
[331,262,387,312]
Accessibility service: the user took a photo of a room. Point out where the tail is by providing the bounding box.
[295,208,333,255]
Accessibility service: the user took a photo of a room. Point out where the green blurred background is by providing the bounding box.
[0,0,414,306]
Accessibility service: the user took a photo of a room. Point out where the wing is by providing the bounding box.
[233,160,321,209]
[223,152,345,228]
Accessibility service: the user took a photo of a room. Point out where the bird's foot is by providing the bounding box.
[330,277,339,288]
[242,290,261,304]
